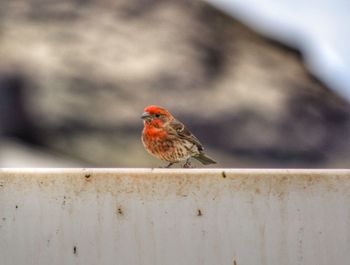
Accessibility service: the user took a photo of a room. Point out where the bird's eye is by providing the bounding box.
[155,113,161,118]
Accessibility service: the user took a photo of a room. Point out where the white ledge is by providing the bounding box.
[0,167,349,174]
[0,168,349,265]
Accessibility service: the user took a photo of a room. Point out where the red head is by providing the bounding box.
[141,105,174,128]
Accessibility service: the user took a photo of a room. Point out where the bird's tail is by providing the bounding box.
[194,153,217,165]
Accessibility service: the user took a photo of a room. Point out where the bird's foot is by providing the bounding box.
[160,162,174,168]
[183,159,194,168]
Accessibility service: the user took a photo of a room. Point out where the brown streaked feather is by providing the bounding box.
[168,119,204,152]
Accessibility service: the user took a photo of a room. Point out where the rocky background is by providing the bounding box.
[0,0,349,168]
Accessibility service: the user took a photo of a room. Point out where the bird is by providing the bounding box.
[141,105,216,168]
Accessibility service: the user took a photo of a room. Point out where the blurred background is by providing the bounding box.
[0,0,349,168]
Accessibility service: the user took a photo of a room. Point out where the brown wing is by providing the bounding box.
[169,119,204,151]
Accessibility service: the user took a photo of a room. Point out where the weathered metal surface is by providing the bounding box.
[0,168,349,265]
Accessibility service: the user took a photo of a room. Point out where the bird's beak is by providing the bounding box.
[141,112,151,120]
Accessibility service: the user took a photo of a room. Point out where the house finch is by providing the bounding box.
[141,105,216,168]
